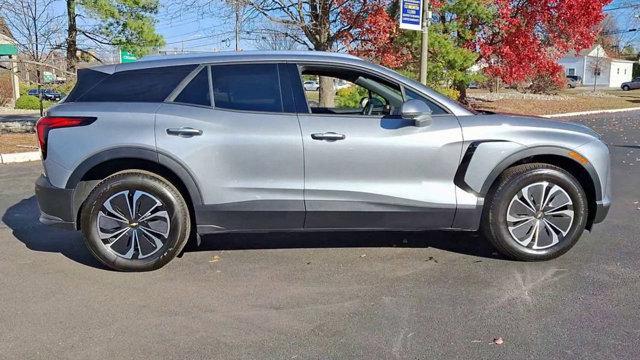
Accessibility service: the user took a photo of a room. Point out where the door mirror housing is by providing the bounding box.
[401,99,432,127]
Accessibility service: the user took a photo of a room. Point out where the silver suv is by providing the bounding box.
[34,51,611,271]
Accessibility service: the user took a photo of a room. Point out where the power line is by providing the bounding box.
[604,3,640,11]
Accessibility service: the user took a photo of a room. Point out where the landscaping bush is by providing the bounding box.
[15,95,53,110]
[335,86,368,108]
[433,86,460,100]
[527,74,562,94]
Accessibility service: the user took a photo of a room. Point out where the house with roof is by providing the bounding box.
[558,44,635,88]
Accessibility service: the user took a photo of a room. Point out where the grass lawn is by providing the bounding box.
[0,133,39,154]
[469,88,640,116]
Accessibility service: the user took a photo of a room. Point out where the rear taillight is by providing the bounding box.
[36,116,96,159]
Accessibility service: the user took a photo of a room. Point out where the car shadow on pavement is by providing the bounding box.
[2,196,107,269]
[195,229,499,259]
[3,197,500,269]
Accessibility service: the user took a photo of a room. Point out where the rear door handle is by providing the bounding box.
[311,132,346,141]
[166,127,203,137]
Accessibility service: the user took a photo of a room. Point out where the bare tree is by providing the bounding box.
[588,46,606,92]
[245,0,373,107]
[254,27,299,50]
[0,0,63,63]
[0,0,63,114]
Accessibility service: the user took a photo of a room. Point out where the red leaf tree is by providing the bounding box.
[345,0,612,88]
[480,0,612,86]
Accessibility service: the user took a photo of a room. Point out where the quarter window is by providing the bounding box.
[72,65,197,102]
[211,64,283,112]
[174,67,211,106]
[404,88,448,115]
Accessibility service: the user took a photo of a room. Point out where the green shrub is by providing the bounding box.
[433,86,460,100]
[15,95,53,110]
[335,86,368,108]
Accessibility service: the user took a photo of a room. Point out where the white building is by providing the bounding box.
[559,45,635,88]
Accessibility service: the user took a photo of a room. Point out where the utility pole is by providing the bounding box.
[234,1,241,51]
[419,0,430,85]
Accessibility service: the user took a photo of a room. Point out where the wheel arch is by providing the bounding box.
[66,147,203,229]
[480,146,599,229]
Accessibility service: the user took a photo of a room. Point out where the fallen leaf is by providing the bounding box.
[493,337,504,345]
[360,254,367,258]
[209,255,221,263]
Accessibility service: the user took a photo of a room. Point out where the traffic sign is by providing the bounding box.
[120,49,137,63]
[400,0,423,31]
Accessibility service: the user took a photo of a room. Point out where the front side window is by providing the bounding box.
[403,88,448,115]
[211,64,283,112]
[298,67,403,116]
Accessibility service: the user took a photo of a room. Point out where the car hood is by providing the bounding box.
[459,113,601,146]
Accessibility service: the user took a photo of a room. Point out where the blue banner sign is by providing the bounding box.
[400,0,423,31]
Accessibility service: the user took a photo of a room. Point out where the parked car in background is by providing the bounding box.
[334,79,351,90]
[566,75,582,88]
[621,77,640,91]
[35,51,610,271]
[27,88,63,101]
[303,80,319,91]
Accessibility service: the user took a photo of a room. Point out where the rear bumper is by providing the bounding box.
[34,175,76,230]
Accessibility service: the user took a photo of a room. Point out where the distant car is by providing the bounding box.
[566,75,582,88]
[303,80,319,91]
[334,79,351,90]
[27,88,62,101]
[621,77,640,91]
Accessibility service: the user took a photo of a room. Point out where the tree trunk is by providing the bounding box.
[66,0,78,72]
[455,82,467,104]
[319,76,334,108]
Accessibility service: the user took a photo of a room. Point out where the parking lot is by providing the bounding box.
[1,111,639,359]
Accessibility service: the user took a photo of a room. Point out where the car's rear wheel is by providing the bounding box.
[81,170,191,271]
[482,163,588,261]
[622,85,630,91]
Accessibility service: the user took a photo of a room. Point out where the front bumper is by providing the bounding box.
[593,199,611,224]
[34,175,76,230]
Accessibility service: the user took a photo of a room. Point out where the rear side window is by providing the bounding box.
[211,64,283,112]
[71,65,197,102]
[174,67,211,106]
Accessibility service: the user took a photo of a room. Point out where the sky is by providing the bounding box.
[153,0,640,54]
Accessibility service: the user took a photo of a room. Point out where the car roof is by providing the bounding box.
[81,50,475,116]
[89,51,365,74]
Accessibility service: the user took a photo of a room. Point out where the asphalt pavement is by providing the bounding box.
[0,111,639,359]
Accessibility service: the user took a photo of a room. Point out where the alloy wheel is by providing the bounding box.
[96,190,171,259]
[506,181,574,250]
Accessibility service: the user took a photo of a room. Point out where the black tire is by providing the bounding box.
[80,170,191,271]
[622,85,630,91]
[482,163,588,261]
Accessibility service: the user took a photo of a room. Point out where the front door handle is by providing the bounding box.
[311,132,346,141]
[166,127,203,137]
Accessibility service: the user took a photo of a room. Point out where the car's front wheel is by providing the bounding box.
[482,163,588,261]
[81,170,191,271]
[622,85,630,91]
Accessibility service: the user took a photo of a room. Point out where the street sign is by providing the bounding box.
[43,71,55,83]
[399,0,423,31]
[120,49,137,63]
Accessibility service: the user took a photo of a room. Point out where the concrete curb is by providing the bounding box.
[0,151,41,164]
[543,107,640,118]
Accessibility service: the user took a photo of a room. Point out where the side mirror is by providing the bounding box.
[401,99,432,127]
